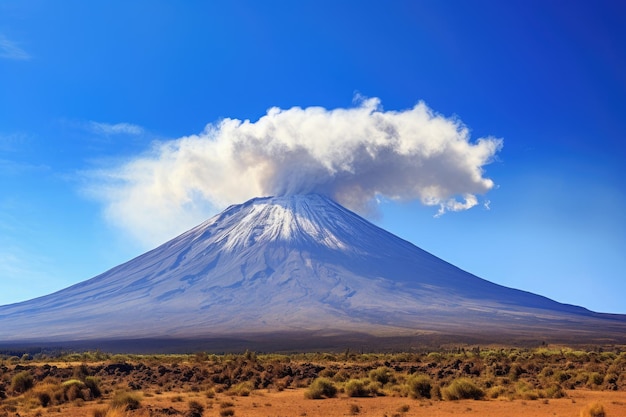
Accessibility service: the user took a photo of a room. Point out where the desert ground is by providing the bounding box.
[7,388,624,417]
[1,346,625,416]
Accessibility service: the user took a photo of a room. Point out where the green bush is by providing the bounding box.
[60,379,89,401]
[406,374,431,399]
[442,378,484,400]
[305,378,337,399]
[11,371,34,393]
[369,367,394,385]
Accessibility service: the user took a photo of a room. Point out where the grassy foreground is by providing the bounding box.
[1,346,625,416]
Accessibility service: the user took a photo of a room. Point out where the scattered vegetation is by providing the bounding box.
[0,345,625,416]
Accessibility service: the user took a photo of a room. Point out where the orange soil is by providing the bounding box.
[37,389,626,417]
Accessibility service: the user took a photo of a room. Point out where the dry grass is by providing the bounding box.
[580,401,606,417]
[1,346,625,416]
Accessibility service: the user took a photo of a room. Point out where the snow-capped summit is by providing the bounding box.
[0,194,624,348]
[200,194,363,251]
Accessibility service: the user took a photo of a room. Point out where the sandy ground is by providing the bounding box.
[207,389,625,417]
[36,388,626,417]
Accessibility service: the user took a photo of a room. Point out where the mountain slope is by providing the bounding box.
[0,194,624,346]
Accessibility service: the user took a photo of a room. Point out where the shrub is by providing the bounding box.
[11,371,34,393]
[84,376,101,398]
[430,384,442,400]
[305,378,337,399]
[73,364,90,380]
[369,367,394,385]
[332,370,351,382]
[345,379,370,397]
[406,374,431,399]
[37,391,52,407]
[187,400,204,417]
[110,391,142,410]
[31,382,60,407]
[544,384,566,399]
[519,389,539,400]
[219,408,235,417]
[62,379,86,401]
[442,378,484,400]
[228,381,254,396]
[486,385,507,399]
[580,402,606,417]
[587,372,604,387]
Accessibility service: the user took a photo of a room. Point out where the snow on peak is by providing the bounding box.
[201,194,355,252]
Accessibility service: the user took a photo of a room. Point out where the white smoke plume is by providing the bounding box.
[93,97,502,247]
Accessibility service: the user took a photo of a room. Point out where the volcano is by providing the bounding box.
[1,194,624,350]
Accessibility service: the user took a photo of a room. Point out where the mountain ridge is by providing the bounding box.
[1,194,624,349]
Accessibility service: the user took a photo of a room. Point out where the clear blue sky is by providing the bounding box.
[1,1,625,314]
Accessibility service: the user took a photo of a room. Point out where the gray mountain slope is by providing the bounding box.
[0,194,624,344]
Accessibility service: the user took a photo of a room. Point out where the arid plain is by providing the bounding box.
[1,346,625,417]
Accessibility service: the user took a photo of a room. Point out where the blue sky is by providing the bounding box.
[1,1,625,314]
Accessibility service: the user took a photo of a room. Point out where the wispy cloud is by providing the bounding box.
[0,132,29,152]
[0,35,31,60]
[0,159,49,176]
[90,97,503,247]
[88,122,145,136]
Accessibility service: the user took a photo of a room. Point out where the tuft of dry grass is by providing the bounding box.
[580,401,606,417]
[109,391,142,410]
[219,408,235,416]
[11,371,34,393]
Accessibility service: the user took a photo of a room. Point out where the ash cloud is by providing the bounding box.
[92,97,502,246]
